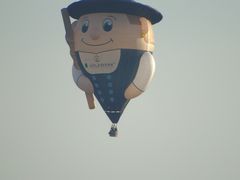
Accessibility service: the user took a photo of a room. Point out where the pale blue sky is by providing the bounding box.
[0,0,240,180]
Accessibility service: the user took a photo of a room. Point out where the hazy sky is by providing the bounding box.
[0,0,240,180]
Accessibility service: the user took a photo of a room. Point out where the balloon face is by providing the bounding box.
[73,13,155,53]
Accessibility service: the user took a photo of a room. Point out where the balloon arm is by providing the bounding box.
[62,8,95,110]
[124,52,155,99]
[132,52,155,91]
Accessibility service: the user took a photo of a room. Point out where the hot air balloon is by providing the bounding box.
[61,0,162,137]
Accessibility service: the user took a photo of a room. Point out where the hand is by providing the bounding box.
[77,76,94,94]
[124,83,143,99]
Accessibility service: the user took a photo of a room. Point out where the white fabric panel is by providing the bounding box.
[72,64,83,85]
[72,64,94,93]
[133,52,155,91]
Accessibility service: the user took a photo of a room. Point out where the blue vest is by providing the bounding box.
[76,49,145,123]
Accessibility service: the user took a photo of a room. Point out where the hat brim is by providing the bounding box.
[67,1,162,24]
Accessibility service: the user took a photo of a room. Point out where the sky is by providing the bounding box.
[0,0,240,180]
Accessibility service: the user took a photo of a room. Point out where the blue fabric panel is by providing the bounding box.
[76,49,144,123]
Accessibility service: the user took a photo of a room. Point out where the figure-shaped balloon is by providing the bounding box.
[61,0,162,136]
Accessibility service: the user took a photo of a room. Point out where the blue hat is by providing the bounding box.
[67,0,162,24]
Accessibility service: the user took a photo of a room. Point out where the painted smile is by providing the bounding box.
[81,38,113,46]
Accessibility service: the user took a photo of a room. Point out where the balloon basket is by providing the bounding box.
[108,124,118,137]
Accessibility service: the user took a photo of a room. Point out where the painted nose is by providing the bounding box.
[90,28,100,40]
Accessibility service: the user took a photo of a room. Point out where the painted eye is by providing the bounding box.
[82,20,89,33]
[103,18,113,32]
